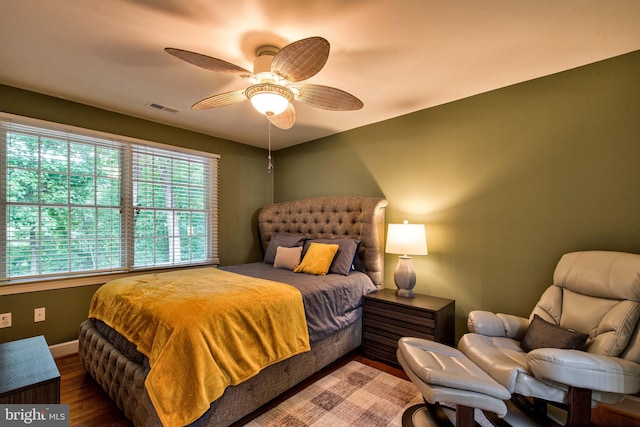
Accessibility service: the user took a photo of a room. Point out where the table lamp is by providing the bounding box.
[385,220,428,297]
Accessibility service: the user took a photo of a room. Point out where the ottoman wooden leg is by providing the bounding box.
[456,404,474,427]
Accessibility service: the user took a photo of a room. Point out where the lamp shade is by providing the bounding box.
[246,83,293,116]
[385,221,428,256]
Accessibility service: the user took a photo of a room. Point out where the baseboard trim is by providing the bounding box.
[50,339,78,358]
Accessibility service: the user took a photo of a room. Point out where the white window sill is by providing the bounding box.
[0,263,218,296]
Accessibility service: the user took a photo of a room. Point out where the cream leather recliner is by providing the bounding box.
[458,251,640,426]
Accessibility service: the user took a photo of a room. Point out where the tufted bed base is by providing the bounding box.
[78,196,387,426]
[79,317,362,426]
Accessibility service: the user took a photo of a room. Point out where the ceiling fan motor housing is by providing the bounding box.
[254,45,279,76]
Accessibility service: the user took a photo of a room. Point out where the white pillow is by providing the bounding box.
[274,246,303,270]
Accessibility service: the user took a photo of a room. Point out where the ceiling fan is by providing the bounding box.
[165,36,363,130]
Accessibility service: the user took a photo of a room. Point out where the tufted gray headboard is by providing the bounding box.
[257,196,388,286]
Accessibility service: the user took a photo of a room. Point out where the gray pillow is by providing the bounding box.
[520,314,589,352]
[264,233,307,264]
[302,238,360,275]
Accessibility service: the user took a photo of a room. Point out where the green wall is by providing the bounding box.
[274,50,640,339]
[0,84,272,344]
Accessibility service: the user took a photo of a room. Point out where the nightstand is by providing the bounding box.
[0,335,60,404]
[362,289,455,366]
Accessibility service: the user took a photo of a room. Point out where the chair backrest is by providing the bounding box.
[530,251,640,362]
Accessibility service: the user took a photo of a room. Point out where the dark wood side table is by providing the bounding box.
[0,335,61,404]
[362,288,455,366]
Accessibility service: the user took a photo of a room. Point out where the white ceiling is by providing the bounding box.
[1,0,639,150]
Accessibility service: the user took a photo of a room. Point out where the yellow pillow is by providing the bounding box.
[294,242,339,275]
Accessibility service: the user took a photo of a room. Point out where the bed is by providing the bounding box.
[78,196,388,427]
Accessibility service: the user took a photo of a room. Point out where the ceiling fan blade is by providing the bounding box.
[271,37,330,82]
[192,89,247,110]
[165,48,253,79]
[267,104,296,130]
[291,84,363,111]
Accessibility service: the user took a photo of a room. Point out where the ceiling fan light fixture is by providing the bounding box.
[246,83,294,116]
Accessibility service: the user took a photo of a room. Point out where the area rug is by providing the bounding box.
[244,360,423,427]
[244,360,551,426]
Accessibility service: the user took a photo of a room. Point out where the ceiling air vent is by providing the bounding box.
[147,102,180,114]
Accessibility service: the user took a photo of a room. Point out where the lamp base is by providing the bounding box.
[394,256,416,298]
[396,288,415,298]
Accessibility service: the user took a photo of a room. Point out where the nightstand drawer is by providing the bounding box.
[364,321,436,344]
[362,339,398,365]
[364,300,436,328]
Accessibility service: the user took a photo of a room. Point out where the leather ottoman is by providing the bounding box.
[397,337,510,427]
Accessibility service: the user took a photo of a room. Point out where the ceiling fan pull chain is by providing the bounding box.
[267,119,274,174]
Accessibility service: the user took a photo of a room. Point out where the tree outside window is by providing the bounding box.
[1,116,218,281]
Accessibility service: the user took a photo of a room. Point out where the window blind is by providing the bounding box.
[0,113,219,282]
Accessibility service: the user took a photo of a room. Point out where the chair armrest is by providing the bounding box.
[467,311,504,336]
[527,348,640,395]
[467,310,528,338]
[497,313,529,340]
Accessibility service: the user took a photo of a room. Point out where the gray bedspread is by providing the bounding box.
[221,262,377,342]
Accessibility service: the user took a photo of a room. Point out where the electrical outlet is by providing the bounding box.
[34,307,46,322]
[0,312,11,328]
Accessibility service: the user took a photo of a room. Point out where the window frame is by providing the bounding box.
[0,112,219,294]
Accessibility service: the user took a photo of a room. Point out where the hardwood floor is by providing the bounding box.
[56,352,638,426]
[57,354,133,427]
[56,351,400,427]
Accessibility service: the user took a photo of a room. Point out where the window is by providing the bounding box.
[0,113,219,282]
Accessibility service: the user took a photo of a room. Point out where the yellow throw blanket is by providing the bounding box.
[88,268,310,427]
